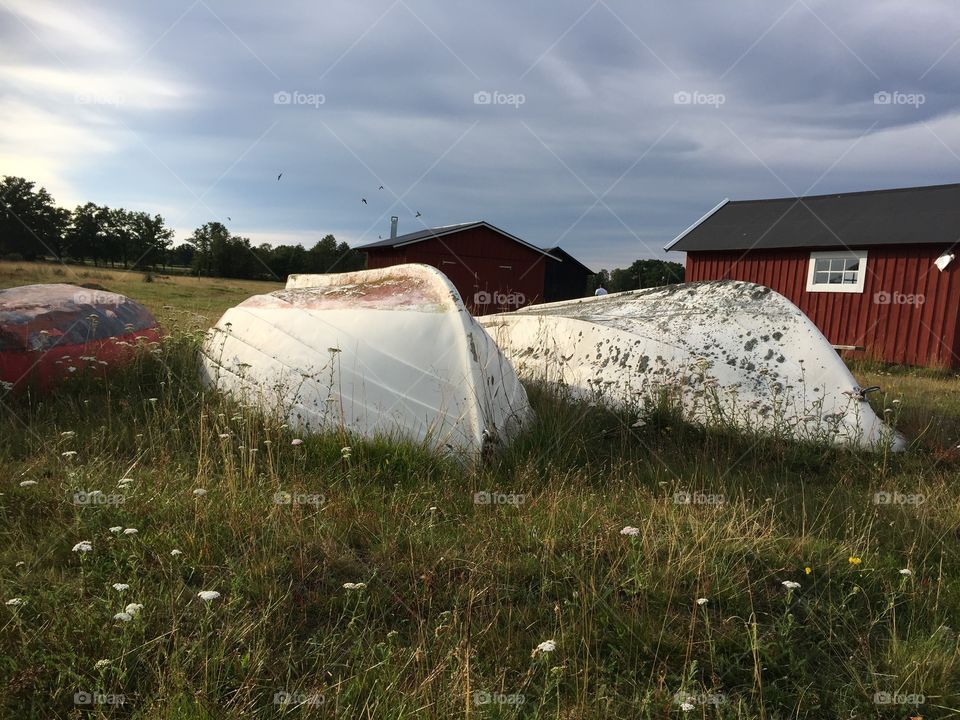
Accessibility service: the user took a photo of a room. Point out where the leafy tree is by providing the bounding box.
[607,259,684,292]
[66,203,111,265]
[166,243,195,268]
[187,222,228,276]
[127,212,174,269]
[0,176,68,259]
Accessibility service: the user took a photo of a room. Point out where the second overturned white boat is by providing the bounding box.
[480,281,905,451]
[201,264,531,459]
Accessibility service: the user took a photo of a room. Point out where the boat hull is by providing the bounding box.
[480,280,904,451]
[201,264,531,458]
[0,284,161,391]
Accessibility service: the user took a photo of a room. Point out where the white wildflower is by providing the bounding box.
[218,433,230,439]
[197,590,221,602]
[291,439,303,446]
[696,598,708,606]
[72,541,93,553]
[620,526,640,536]
[534,640,556,653]
[19,480,37,487]
[341,446,352,459]
[6,598,24,607]
[109,526,123,534]
[112,583,129,592]
[899,568,913,576]
[193,488,207,497]
[782,580,801,590]
[122,528,138,536]
[60,431,76,438]
[94,659,111,670]
[113,612,133,622]
[124,603,143,616]
[61,451,77,458]
[170,549,183,557]
[680,701,696,712]
[342,582,366,590]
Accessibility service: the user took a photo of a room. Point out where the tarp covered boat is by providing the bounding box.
[480,280,905,451]
[200,264,531,458]
[0,283,161,391]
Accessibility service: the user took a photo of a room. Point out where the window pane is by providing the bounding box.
[843,258,860,271]
[828,272,843,284]
[815,259,831,273]
[814,271,830,284]
[842,272,857,284]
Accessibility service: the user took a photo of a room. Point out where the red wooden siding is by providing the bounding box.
[686,245,960,368]
[365,226,547,315]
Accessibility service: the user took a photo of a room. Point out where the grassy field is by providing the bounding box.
[0,260,282,326]
[1,263,959,718]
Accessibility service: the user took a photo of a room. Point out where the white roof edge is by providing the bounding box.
[663,198,729,252]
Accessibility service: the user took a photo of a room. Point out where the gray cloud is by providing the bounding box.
[3,0,960,269]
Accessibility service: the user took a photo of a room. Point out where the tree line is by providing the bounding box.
[0,176,364,280]
[1,175,680,287]
[587,258,684,293]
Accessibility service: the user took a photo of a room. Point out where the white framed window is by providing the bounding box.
[805,250,868,293]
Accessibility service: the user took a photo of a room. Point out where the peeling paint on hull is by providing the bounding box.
[201,264,532,459]
[480,280,904,451]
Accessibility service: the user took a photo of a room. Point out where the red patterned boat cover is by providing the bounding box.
[0,283,161,389]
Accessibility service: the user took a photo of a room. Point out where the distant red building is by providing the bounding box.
[667,183,960,368]
[359,220,590,314]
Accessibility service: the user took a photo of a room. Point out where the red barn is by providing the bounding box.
[358,220,561,314]
[666,183,960,368]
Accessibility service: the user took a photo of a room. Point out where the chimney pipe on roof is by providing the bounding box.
[390,216,398,239]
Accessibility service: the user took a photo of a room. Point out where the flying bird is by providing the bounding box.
[277,172,283,181]
[227,216,232,221]
[415,211,422,218]
[361,198,367,204]
[378,185,384,190]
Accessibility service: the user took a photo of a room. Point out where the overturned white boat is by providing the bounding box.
[201,264,531,458]
[480,281,904,451]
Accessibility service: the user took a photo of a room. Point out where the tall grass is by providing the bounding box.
[1,329,958,718]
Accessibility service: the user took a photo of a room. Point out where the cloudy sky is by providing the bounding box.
[2,0,959,270]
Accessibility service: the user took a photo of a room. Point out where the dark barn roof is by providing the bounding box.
[358,221,559,259]
[545,246,594,274]
[666,182,960,253]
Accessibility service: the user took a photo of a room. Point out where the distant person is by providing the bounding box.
[594,285,608,296]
